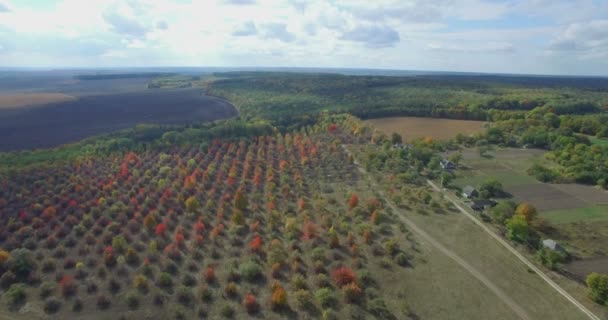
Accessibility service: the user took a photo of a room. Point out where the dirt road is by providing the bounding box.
[341,145,531,319]
[426,179,601,320]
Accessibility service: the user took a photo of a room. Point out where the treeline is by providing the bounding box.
[207,72,608,123]
[0,118,274,173]
[75,73,175,81]
[471,108,608,188]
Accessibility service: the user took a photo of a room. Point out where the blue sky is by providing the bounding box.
[0,0,607,75]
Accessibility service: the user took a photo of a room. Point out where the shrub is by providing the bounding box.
[8,248,36,279]
[41,259,56,273]
[199,285,213,302]
[220,303,235,318]
[315,288,337,309]
[133,274,149,292]
[294,289,313,309]
[342,282,364,303]
[204,266,216,283]
[108,278,121,293]
[96,294,111,309]
[224,282,238,298]
[44,297,61,314]
[587,272,608,305]
[368,298,391,318]
[315,274,331,288]
[126,292,139,309]
[332,267,355,287]
[0,271,16,288]
[291,274,307,290]
[158,272,173,288]
[39,281,56,298]
[239,261,263,282]
[112,236,127,253]
[383,239,399,256]
[176,286,194,306]
[395,253,408,266]
[72,298,83,312]
[6,283,26,307]
[243,292,259,314]
[270,283,288,309]
[182,273,196,287]
[60,275,76,297]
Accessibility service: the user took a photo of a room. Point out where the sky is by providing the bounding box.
[0,0,607,76]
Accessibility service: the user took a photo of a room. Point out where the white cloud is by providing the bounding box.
[547,20,608,59]
[0,0,606,75]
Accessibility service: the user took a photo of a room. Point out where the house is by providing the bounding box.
[542,239,567,255]
[440,159,456,170]
[470,199,497,211]
[462,186,478,199]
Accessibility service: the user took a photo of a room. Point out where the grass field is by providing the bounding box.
[589,136,608,146]
[452,147,547,189]
[541,206,608,224]
[365,117,486,141]
[0,93,76,109]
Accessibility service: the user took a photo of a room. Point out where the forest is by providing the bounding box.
[206,72,608,128]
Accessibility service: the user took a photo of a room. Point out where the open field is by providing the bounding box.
[453,148,547,188]
[589,136,608,147]
[508,184,588,211]
[454,147,608,257]
[541,206,608,224]
[0,89,237,151]
[565,258,608,282]
[0,93,76,109]
[365,117,486,141]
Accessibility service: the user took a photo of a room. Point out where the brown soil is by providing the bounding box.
[365,117,486,141]
[0,93,76,109]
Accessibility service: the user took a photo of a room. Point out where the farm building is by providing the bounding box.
[462,186,478,199]
[440,159,456,170]
[470,199,497,211]
[542,239,567,255]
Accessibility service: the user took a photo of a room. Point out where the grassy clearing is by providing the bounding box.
[589,136,608,147]
[365,117,486,141]
[541,206,608,224]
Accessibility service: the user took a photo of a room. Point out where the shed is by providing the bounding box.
[542,239,567,255]
[462,186,478,199]
[440,159,456,170]
[470,199,497,211]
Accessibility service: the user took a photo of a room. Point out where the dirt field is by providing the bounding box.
[0,89,237,151]
[0,93,76,108]
[566,258,608,281]
[507,183,588,211]
[553,184,608,205]
[365,117,486,141]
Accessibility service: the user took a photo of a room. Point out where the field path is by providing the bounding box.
[342,145,531,320]
[426,179,601,320]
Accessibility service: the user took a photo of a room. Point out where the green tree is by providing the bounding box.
[391,133,403,145]
[185,196,200,212]
[479,179,504,198]
[489,201,516,224]
[234,189,248,211]
[586,273,608,305]
[448,152,462,165]
[440,171,453,187]
[506,214,529,243]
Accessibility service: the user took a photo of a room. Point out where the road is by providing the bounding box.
[342,145,532,320]
[426,179,601,320]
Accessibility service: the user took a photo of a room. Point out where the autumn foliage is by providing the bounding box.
[348,194,359,209]
[332,266,356,287]
[155,223,166,236]
[270,282,288,309]
[243,293,259,313]
[249,235,262,252]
